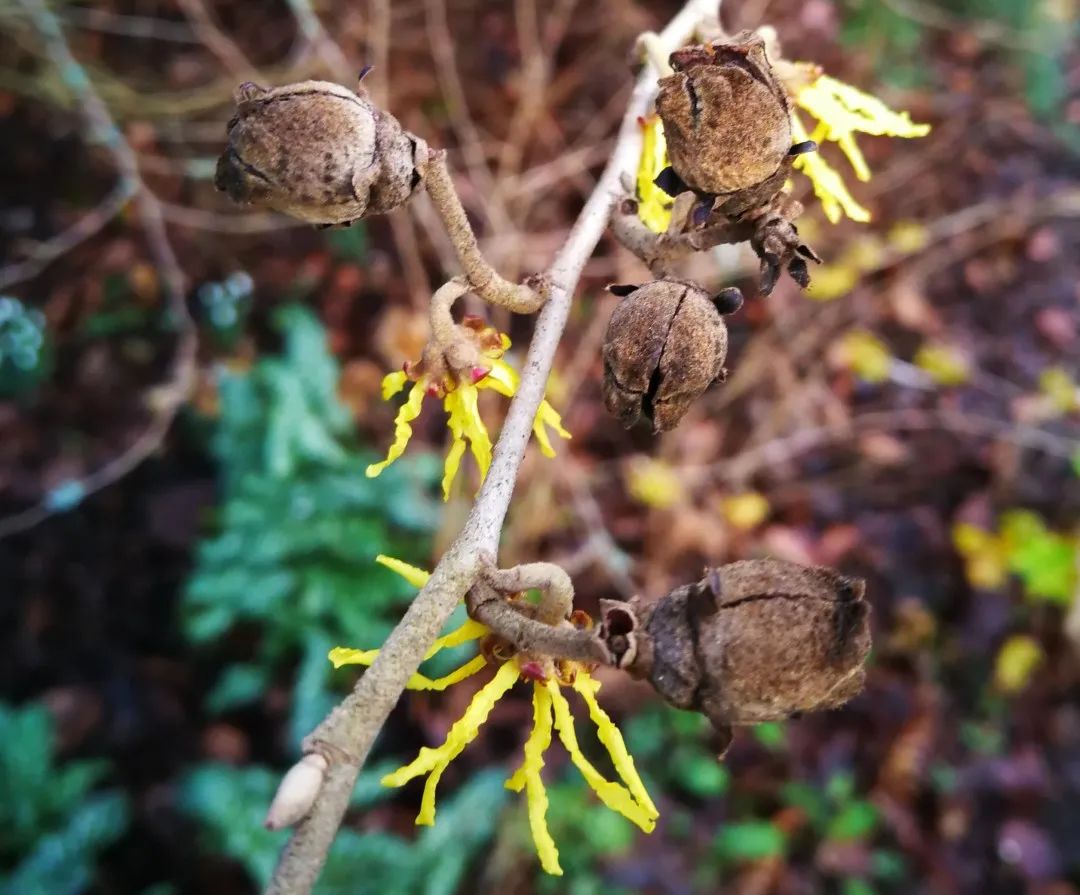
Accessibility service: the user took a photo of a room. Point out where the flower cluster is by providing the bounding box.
[790,70,931,223]
[365,317,570,500]
[635,67,930,231]
[329,556,658,875]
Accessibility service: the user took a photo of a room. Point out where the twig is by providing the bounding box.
[423,0,514,236]
[264,2,718,891]
[421,149,545,313]
[684,407,1080,488]
[2,0,196,541]
[175,0,255,77]
[0,179,136,289]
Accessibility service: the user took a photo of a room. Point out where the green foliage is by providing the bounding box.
[624,704,731,799]
[184,304,440,746]
[324,224,369,262]
[954,510,1077,606]
[0,296,52,398]
[840,0,1077,144]
[782,772,879,844]
[532,779,636,895]
[0,702,128,895]
[181,763,506,895]
[999,511,1077,605]
[712,820,786,863]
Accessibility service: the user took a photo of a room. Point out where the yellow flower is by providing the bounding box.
[836,329,892,383]
[625,457,684,509]
[790,70,931,223]
[995,634,1044,693]
[1038,367,1079,415]
[914,342,970,386]
[952,523,1008,590]
[635,114,674,233]
[365,317,570,500]
[720,491,771,531]
[330,555,658,876]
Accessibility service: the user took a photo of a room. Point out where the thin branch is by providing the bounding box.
[264,2,718,891]
[421,149,545,313]
[467,582,609,665]
[0,179,136,289]
[2,0,197,541]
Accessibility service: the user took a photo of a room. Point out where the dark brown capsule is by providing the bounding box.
[655,31,792,198]
[598,559,871,746]
[602,279,743,433]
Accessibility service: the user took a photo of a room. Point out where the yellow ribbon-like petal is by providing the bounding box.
[797,75,931,159]
[328,646,379,668]
[328,649,487,690]
[427,618,488,656]
[441,437,466,500]
[791,113,871,224]
[532,400,572,457]
[636,116,674,233]
[442,384,493,500]
[546,679,655,833]
[506,684,561,875]
[487,360,571,458]
[791,73,929,223]
[375,554,431,588]
[381,370,409,400]
[572,674,658,820]
[366,381,426,478]
[382,660,521,825]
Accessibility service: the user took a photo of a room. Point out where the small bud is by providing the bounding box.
[602,278,740,432]
[655,32,792,197]
[215,80,427,226]
[265,752,329,830]
[615,560,871,735]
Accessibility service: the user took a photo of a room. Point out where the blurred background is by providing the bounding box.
[2,0,1079,893]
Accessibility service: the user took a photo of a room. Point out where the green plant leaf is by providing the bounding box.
[826,800,879,842]
[712,820,786,862]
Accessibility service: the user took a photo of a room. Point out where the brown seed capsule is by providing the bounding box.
[602,279,743,433]
[601,560,871,742]
[655,31,792,198]
[215,78,427,226]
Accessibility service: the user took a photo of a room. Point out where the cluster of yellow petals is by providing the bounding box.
[365,326,570,500]
[633,70,930,231]
[329,556,658,876]
[635,114,675,233]
[791,71,931,223]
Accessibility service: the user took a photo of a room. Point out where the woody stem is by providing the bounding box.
[422,150,547,313]
[466,581,611,666]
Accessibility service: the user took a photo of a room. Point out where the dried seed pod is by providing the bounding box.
[215,78,427,226]
[655,31,792,198]
[749,192,822,295]
[602,279,743,433]
[600,560,871,742]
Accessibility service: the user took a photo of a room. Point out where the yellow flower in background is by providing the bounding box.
[914,342,971,386]
[836,330,893,383]
[636,115,674,233]
[994,634,1044,693]
[1038,367,1079,415]
[952,523,1008,590]
[365,317,570,500]
[626,456,684,509]
[720,491,771,531]
[790,70,931,223]
[330,555,658,876]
